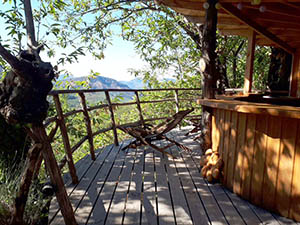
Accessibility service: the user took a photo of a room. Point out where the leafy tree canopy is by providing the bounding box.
[0,0,270,89]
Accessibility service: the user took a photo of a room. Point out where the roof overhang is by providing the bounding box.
[160,0,300,54]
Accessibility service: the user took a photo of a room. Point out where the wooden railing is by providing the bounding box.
[11,87,200,225]
[45,88,201,183]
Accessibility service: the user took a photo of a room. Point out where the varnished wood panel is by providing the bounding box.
[197,98,300,120]
[233,113,247,195]
[208,106,300,222]
[226,111,238,190]
[290,120,300,221]
[241,114,256,201]
[275,118,297,217]
[223,110,232,186]
[212,108,219,152]
[261,116,282,211]
[218,109,225,159]
[250,115,268,205]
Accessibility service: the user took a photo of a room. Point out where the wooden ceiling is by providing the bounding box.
[160,0,300,54]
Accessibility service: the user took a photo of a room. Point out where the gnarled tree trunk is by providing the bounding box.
[199,0,218,152]
[267,47,292,94]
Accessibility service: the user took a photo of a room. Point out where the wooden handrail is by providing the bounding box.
[46,88,201,176]
[49,88,202,95]
[34,87,202,225]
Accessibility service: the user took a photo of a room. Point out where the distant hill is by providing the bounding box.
[58,76,132,107]
[64,76,130,90]
[119,78,146,89]
[120,77,176,89]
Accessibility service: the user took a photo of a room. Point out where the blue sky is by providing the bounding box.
[0,1,146,81]
[41,36,146,81]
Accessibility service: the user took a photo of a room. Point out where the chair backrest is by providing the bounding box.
[155,108,194,135]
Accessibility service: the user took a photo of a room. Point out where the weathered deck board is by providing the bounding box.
[50,127,298,225]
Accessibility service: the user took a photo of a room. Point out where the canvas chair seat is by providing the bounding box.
[117,108,194,158]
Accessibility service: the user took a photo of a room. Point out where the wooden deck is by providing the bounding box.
[49,127,299,225]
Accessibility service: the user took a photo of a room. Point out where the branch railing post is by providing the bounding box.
[135,91,145,127]
[79,92,95,160]
[174,89,181,129]
[32,125,77,225]
[10,143,42,225]
[53,94,78,184]
[174,89,179,113]
[105,90,119,146]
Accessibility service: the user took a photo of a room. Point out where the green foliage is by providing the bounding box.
[0,116,30,174]
[0,159,47,224]
[0,0,272,91]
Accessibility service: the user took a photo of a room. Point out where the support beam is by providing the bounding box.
[221,3,295,54]
[244,31,256,94]
[289,50,300,97]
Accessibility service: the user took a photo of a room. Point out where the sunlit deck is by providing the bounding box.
[49,127,298,225]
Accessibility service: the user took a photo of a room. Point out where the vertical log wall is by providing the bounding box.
[211,108,300,221]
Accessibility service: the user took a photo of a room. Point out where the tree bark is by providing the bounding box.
[200,0,218,151]
[10,144,42,225]
[267,47,292,93]
[232,40,245,87]
[23,0,41,61]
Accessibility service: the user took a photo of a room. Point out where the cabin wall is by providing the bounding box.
[212,108,300,221]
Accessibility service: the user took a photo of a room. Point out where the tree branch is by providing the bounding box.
[0,43,21,71]
[24,0,37,50]
[23,0,42,62]
[78,0,154,16]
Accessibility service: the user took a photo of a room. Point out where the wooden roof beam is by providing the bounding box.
[221,3,295,54]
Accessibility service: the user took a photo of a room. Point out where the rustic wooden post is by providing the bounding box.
[199,0,218,151]
[105,91,119,146]
[174,89,181,129]
[243,30,256,94]
[79,92,95,160]
[135,91,145,127]
[53,94,78,184]
[290,50,300,97]
[32,125,77,225]
[10,143,42,225]
[174,89,179,113]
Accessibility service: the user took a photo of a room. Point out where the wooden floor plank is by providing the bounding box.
[223,188,261,225]
[49,146,110,221]
[78,143,127,225]
[123,148,144,225]
[171,131,228,225]
[104,147,137,225]
[49,144,115,224]
[248,203,280,225]
[168,145,210,225]
[141,149,158,225]
[161,140,193,225]
[153,145,176,225]
[49,127,299,225]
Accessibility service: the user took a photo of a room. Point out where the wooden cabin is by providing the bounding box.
[160,0,300,222]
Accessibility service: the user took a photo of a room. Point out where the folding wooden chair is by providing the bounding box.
[117,108,194,158]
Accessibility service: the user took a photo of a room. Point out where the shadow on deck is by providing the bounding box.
[49,127,298,225]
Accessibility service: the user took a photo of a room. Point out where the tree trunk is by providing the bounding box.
[232,40,245,87]
[199,0,218,151]
[267,47,292,94]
